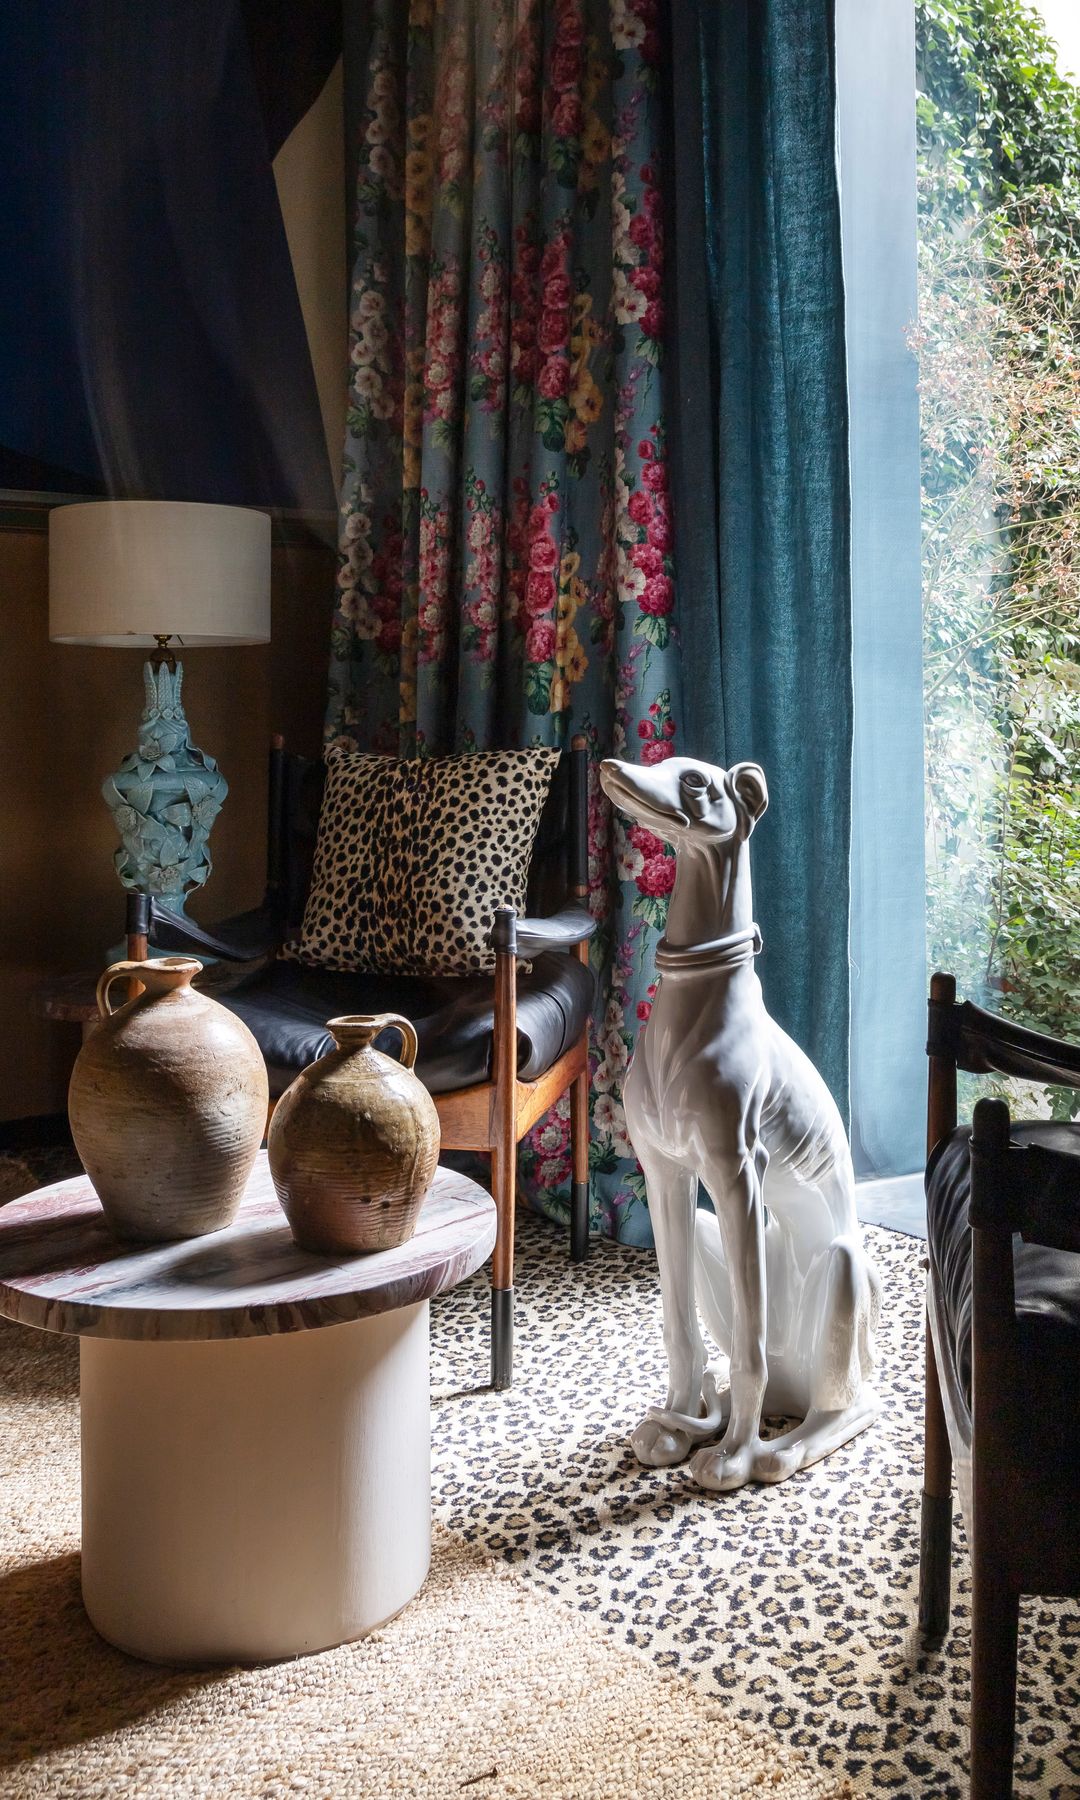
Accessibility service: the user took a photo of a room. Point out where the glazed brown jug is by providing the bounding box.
[268,1014,440,1254]
[68,958,269,1242]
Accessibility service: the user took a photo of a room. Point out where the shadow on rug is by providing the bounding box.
[0,1146,81,1209]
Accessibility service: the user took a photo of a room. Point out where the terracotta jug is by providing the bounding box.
[268,1014,440,1255]
[68,958,269,1242]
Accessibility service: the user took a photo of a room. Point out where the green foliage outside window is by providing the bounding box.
[917,0,1080,1106]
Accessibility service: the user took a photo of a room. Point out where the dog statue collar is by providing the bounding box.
[654,923,763,973]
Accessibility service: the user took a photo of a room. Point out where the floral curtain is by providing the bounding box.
[329,0,679,1245]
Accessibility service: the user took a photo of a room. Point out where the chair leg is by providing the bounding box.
[570,1055,590,1264]
[491,1286,513,1391]
[969,1555,1019,1800]
[490,1144,515,1391]
[490,915,518,1391]
[919,1310,954,1649]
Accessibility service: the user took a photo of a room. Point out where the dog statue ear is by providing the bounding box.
[727,762,769,830]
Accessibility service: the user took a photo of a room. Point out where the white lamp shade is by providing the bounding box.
[49,500,271,647]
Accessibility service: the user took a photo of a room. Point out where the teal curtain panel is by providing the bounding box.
[665,0,854,1117]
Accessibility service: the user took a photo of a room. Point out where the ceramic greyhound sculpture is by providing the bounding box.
[600,754,882,1492]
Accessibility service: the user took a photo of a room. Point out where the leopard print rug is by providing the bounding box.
[428,1216,1079,1798]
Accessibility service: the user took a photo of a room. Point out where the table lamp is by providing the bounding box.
[49,500,271,930]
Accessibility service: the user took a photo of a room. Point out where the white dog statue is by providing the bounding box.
[600,754,882,1492]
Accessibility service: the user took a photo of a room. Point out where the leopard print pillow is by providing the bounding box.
[293,747,561,976]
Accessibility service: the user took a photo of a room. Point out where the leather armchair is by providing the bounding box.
[135,735,597,1391]
[920,972,1080,1797]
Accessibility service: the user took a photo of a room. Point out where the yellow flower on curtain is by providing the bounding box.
[582,115,609,167]
[398,611,419,730]
[563,632,588,684]
[402,444,422,491]
[405,209,429,258]
[405,116,434,256]
[584,43,607,108]
[406,149,433,192]
[566,294,604,445]
[574,379,603,424]
[550,549,588,712]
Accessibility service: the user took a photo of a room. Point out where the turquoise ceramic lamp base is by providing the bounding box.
[102,646,228,957]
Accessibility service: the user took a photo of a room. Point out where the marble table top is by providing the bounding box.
[0,1155,496,1343]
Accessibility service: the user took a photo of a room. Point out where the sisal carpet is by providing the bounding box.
[0,1241,840,1799]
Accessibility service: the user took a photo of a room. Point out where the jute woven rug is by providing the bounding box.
[0,1284,842,1798]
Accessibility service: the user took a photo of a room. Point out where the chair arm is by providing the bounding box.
[509,903,596,961]
[148,900,283,964]
[928,993,1080,1089]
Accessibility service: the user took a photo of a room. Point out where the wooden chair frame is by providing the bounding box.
[133,736,595,1392]
[921,970,1080,1798]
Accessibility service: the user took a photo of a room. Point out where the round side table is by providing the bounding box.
[0,1156,494,1666]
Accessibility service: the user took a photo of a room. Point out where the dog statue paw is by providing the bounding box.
[631,1369,729,1466]
[600,754,882,1493]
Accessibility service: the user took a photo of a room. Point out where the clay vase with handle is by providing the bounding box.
[268,1013,440,1254]
[68,957,269,1242]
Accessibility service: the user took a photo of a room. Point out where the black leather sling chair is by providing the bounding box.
[920,972,1080,1798]
[129,734,597,1391]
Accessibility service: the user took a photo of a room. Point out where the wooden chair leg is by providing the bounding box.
[570,1052,589,1264]
[491,911,518,1391]
[919,1309,954,1648]
[490,1142,515,1391]
[969,1555,1019,1800]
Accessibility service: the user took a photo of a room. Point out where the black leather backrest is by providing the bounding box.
[527,752,569,916]
[277,754,325,937]
[274,747,573,936]
[928,995,1080,1090]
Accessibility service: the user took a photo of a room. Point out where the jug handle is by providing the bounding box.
[368,1013,419,1070]
[96,961,147,1018]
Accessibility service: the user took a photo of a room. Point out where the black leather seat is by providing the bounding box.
[221,951,594,1100]
[926,1120,1080,1435]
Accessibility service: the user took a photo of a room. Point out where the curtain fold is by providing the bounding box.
[330,0,683,1244]
[666,0,854,1114]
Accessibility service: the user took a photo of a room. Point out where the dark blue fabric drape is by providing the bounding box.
[665,0,853,1114]
[0,0,332,509]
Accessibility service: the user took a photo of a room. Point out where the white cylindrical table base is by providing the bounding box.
[80,1301,432,1665]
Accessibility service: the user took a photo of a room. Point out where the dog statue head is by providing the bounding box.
[599,755,768,848]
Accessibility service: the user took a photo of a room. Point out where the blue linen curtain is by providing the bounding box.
[331,0,684,1245]
[664,0,854,1114]
[836,0,927,1176]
